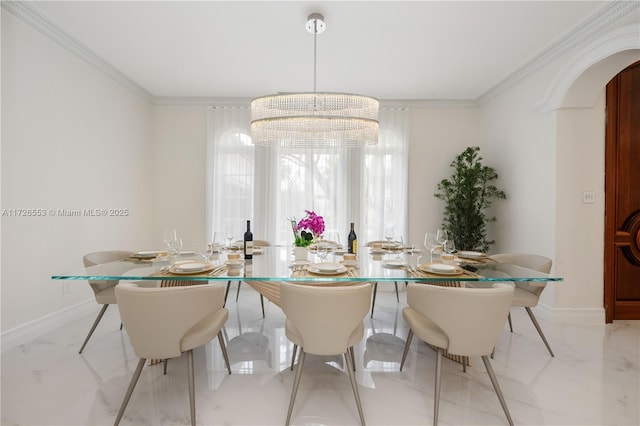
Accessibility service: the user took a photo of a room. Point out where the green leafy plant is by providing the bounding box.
[434,146,506,252]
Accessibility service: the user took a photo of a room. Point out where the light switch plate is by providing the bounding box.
[582,191,595,204]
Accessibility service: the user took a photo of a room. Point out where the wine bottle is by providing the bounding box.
[348,222,357,254]
[243,220,253,260]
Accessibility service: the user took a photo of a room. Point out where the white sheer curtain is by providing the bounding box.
[205,107,254,243]
[359,108,409,244]
[206,106,409,247]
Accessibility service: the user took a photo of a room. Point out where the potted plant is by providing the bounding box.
[434,146,506,252]
[290,210,325,260]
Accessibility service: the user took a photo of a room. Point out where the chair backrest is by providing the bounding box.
[115,282,226,359]
[83,250,133,296]
[406,283,514,356]
[280,282,372,356]
[490,253,552,290]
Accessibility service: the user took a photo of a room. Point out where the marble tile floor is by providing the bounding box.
[2,284,639,426]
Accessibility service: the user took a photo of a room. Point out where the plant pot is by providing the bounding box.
[294,246,308,261]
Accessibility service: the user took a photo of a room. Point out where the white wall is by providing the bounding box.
[1,13,153,332]
[478,25,639,322]
[151,106,208,251]
[407,104,482,245]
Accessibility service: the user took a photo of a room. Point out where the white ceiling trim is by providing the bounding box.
[478,0,640,104]
[2,0,152,102]
[3,1,636,107]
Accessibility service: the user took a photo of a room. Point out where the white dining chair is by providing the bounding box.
[489,253,554,356]
[400,283,515,426]
[113,282,231,426]
[80,250,133,353]
[281,282,373,426]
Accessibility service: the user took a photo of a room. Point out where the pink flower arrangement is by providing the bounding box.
[290,210,325,247]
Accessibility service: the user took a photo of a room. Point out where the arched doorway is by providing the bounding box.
[537,24,639,323]
[604,60,640,322]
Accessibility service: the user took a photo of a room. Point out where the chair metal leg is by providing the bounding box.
[163,359,168,375]
[217,331,232,374]
[482,355,514,426]
[507,311,513,332]
[525,307,555,356]
[235,280,242,302]
[114,357,146,426]
[290,344,298,371]
[120,322,123,330]
[433,348,443,426]
[394,281,399,302]
[260,294,265,318]
[79,304,110,353]
[399,329,414,371]
[348,346,356,371]
[187,350,196,426]
[286,350,306,426]
[370,283,378,318]
[462,356,467,373]
[223,281,231,307]
[344,351,366,426]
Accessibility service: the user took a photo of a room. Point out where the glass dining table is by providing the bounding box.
[52,245,562,307]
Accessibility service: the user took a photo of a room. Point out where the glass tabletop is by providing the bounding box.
[52,246,562,283]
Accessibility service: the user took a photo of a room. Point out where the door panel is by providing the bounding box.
[605,60,640,322]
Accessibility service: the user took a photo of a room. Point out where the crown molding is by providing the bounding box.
[1,0,153,102]
[4,1,636,107]
[478,0,640,104]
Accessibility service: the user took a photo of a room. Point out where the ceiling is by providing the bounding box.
[24,1,617,101]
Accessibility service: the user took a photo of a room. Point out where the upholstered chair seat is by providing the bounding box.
[113,282,231,426]
[281,282,373,426]
[79,250,133,353]
[400,283,515,426]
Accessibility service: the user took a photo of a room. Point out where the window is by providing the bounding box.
[206,107,408,246]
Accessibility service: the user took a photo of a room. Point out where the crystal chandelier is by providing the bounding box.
[250,13,379,149]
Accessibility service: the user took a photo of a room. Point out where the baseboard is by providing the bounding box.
[536,303,605,324]
[1,299,95,353]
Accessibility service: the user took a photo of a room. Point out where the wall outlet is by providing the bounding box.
[62,282,71,294]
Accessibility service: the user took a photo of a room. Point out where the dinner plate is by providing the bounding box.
[418,263,463,275]
[132,250,158,259]
[311,262,342,272]
[458,251,486,259]
[307,265,348,275]
[170,262,214,274]
[383,259,407,267]
[370,248,386,254]
[340,260,358,267]
[179,250,196,256]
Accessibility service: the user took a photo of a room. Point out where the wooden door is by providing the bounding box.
[604,60,640,322]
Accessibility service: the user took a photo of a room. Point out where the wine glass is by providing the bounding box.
[424,232,438,262]
[325,231,341,248]
[316,242,329,262]
[212,231,223,252]
[436,229,448,246]
[384,227,395,243]
[443,239,456,255]
[163,228,179,260]
[224,227,235,249]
